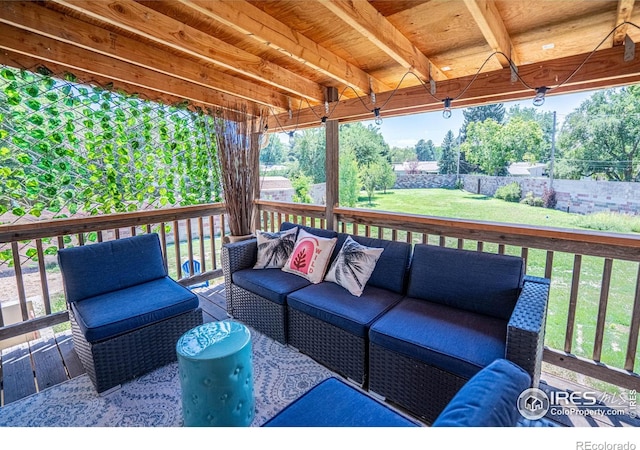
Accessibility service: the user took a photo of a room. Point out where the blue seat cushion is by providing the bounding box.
[287,282,403,337]
[335,233,411,294]
[58,233,167,303]
[263,377,418,427]
[369,297,508,379]
[407,244,524,320]
[71,277,199,343]
[232,268,310,305]
[433,359,531,427]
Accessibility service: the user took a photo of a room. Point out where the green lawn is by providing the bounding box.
[355,188,640,392]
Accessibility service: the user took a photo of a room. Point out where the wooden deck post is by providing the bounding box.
[325,87,339,231]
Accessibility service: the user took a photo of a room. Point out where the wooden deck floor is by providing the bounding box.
[1,282,638,427]
[0,283,229,407]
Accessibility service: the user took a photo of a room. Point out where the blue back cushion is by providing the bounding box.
[432,359,531,427]
[337,233,411,294]
[407,244,524,320]
[58,233,167,303]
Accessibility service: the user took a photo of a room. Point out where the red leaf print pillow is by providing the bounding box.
[282,229,337,283]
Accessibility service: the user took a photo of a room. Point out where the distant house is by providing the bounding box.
[393,161,439,174]
[508,162,547,177]
[260,176,293,190]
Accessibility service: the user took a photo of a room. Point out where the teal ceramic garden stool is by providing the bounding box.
[176,321,254,426]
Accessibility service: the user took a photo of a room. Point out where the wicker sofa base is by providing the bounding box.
[287,307,367,386]
[71,308,203,393]
[368,342,469,424]
[229,283,287,345]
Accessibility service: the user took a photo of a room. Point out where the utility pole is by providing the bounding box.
[549,111,557,189]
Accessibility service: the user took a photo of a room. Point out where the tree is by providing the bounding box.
[558,86,640,181]
[438,130,457,174]
[360,163,379,205]
[460,104,505,142]
[377,162,397,193]
[340,122,390,166]
[339,148,361,207]
[293,128,326,183]
[460,118,543,175]
[507,105,555,162]
[389,145,416,163]
[260,134,286,166]
[291,172,313,203]
[415,139,435,161]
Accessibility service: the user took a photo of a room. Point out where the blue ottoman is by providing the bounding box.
[176,321,254,427]
[263,377,419,427]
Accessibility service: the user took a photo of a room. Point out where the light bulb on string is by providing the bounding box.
[373,108,383,126]
[533,87,548,107]
[288,131,295,147]
[442,97,452,119]
[321,116,327,128]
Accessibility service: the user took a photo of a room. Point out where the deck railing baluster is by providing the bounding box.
[35,239,52,316]
[564,254,582,353]
[593,258,613,362]
[625,266,640,372]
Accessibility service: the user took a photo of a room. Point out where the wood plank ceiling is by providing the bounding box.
[1,1,640,132]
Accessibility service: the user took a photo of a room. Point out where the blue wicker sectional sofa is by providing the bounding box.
[222,222,550,424]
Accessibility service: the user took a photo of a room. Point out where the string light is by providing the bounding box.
[533,87,548,106]
[373,107,382,125]
[442,97,452,119]
[267,21,640,132]
[288,131,295,147]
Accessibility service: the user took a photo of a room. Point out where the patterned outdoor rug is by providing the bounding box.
[0,322,334,427]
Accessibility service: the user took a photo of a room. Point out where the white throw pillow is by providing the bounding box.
[282,229,337,283]
[253,227,298,269]
[325,236,384,296]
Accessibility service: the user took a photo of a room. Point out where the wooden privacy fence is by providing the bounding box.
[256,200,640,391]
[0,203,228,343]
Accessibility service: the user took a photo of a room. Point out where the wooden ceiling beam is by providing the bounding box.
[0,1,290,111]
[319,0,447,82]
[0,23,261,113]
[178,0,391,97]
[463,0,520,68]
[268,44,640,130]
[613,0,636,46]
[53,0,325,102]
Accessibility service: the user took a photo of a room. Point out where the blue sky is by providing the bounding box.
[366,90,596,148]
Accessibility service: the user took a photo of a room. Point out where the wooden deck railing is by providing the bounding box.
[0,203,228,343]
[2,199,640,392]
[256,200,640,391]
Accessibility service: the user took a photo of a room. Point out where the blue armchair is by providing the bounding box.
[57,233,203,393]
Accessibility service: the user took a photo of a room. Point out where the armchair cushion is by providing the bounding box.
[71,277,199,343]
[432,358,531,427]
[407,244,524,320]
[369,297,507,379]
[232,268,311,305]
[287,282,403,338]
[58,233,167,303]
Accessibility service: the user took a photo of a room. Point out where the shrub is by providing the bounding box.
[543,187,557,209]
[521,191,544,207]
[494,182,522,202]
